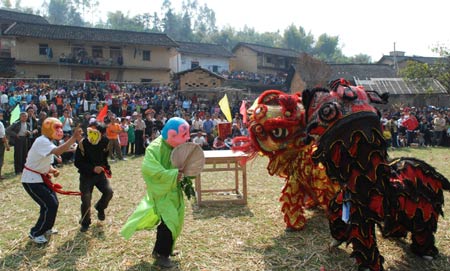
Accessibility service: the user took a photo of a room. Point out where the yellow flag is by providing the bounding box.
[218,94,232,122]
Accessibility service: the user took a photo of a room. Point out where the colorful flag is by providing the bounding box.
[96,104,108,122]
[218,94,232,122]
[240,100,247,124]
[9,104,20,124]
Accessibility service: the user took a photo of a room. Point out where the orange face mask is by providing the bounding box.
[41,117,64,140]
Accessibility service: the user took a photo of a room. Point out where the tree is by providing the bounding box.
[46,0,83,26]
[161,0,181,39]
[349,54,372,64]
[282,24,314,53]
[210,26,236,49]
[104,11,145,31]
[1,0,12,8]
[193,3,217,42]
[179,10,194,41]
[73,0,99,23]
[313,33,340,62]
[431,45,450,91]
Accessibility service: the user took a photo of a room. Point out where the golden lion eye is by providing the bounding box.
[271,128,288,139]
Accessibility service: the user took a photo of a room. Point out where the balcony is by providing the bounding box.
[15,55,170,72]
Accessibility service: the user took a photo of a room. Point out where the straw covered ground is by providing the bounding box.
[0,147,449,271]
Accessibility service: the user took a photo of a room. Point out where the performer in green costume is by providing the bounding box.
[121,117,190,268]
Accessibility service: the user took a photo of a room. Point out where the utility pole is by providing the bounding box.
[393,42,399,75]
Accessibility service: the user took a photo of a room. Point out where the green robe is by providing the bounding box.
[121,136,184,248]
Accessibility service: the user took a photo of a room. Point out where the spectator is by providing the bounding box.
[192,131,208,150]
[433,112,446,146]
[418,117,432,147]
[119,118,129,157]
[26,107,39,148]
[126,116,135,155]
[203,114,214,136]
[212,136,227,150]
[0,111,10,179]
[106,116,125,161]
[134,113,146,156]
[60,109,73,136]
[6,112,31,174]
[191,114,203,132]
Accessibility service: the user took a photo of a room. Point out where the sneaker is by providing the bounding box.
[29,233,48,244]
[80,225,89,232]
[154,255,175,268]
[45,228,58,235]
[121,158,127,161]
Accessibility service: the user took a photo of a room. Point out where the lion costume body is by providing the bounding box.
[302,79,450,271]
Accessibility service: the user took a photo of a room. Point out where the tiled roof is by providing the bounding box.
[233,42,300,58]
[330,64,448,95]
[330,64,397,80]
[3,22,178,47]
[177,41,233,58]
[377,55,442,65]
[0,9,48,24]
[176,66,226,79]
[355,78,448,95]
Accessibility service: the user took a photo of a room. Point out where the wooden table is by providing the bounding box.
[195,150,247,206]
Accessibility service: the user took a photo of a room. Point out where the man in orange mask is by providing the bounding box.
[21,118,83,244]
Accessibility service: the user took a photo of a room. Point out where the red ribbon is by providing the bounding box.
[102,166,112,179]
[24,166,82,196]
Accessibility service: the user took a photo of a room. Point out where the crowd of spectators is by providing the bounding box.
[220,70,287,85]
[0,79,247,177]
[380,106,450,148]
[1,78,449,178]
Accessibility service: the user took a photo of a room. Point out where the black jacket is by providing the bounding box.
[74,136,110,177]
[5,121,31,146]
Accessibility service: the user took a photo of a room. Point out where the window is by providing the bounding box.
[39,44,48,55]
[37,75,51,79]
[191,61,199,69]
[212,65,219,73]
[72,45,87,58]
[266,56,272,64]
[92,46,103,58]
[143,50,151,61]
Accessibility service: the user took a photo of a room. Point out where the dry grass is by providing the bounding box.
[0,147,449,271]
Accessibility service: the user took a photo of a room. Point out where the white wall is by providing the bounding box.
[178,54,229,73]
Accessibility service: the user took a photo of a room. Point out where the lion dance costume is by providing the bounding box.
[233,90,339,230]
[302,79,450,271]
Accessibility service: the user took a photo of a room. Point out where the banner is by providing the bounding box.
[217,122,232,139]
[218,94,232,122]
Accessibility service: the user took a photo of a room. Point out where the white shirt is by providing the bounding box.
[193,135,207,146]
[0,121,5,138]
[21,135,56,183]
[0,94,8,104]
[39,94,47,103]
